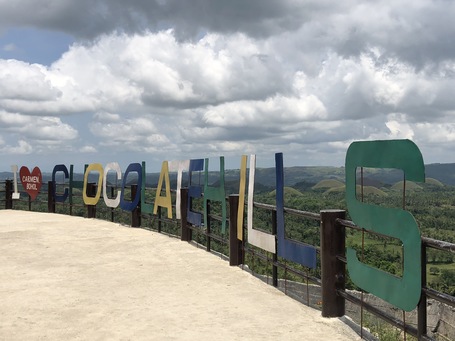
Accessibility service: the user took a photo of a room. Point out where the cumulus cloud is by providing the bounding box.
[1,1,455,169]
[0,139,33,155]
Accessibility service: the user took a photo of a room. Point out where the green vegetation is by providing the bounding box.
[252,178,455,295]
[3,165,455,297]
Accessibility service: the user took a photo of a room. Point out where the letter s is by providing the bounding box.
[345,139,424,311]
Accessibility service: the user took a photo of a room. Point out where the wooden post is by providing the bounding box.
[131,184,141,227]
[86,183,96,218]
[47,181,55,213]
[5,180,13,209]
[320,209,346,317]
[229,195,243,266]
[180,188,191,241]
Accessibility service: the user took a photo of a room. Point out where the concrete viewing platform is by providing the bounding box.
[0,210,359,340]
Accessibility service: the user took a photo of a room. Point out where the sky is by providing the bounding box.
[1,1,455,172]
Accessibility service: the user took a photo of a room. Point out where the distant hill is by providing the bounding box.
[324,185,387,196]
[3,162,455,187]
[268,186,304,199]
[391,181,423,191]
[312,179,345,190]
[426,177,444,187]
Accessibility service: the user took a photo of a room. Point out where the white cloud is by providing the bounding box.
[0,139,33,154]
[0,112,77,141]
[80,145,97,153]
[2,2,455,169]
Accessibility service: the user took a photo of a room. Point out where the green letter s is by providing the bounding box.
[345,139,424,311]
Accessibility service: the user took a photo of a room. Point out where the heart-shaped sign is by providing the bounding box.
[20,166,42,201]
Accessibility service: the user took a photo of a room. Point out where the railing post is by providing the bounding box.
[131,184,141,227]
[47,181,55,213]
[180,188,191,241]
[86,183,96,218]
[5,179,13,209]
[206,200,211,252]
[418,241,428,339]
[157,206,162,233]
[229,195,243,266]
[320,209,346,318]
[272,210,278,287]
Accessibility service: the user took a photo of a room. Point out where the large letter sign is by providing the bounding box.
[204,157,227,233]
[276,153,316,268]
[103,162,122,208]
[20,166,42,201]
[187,159,204,226]
[154,161,173,218]
[52,164,69,202]
[10,165,20,199]
[345,139,424,311]
[119,163,142,212]
[83,163,104,205]
[247,155,276,253]
[169,160,190,220]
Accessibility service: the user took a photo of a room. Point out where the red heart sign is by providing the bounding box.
[20,166,42,201]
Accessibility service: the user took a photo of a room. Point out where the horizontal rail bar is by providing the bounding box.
[423,287,455,307]
[422,237,455,253]
[253,202,276,211]
[253,201,321,220]
[283,207,321,220]
[337,218,396,240]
